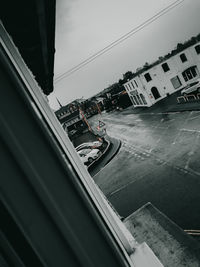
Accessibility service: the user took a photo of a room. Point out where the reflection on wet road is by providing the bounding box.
[90,111,200,229]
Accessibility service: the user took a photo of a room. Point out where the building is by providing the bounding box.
[55,104,88,138]
[124,42,200,107]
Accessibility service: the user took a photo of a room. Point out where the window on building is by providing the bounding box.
[136,95,143,105]
[182,66,198,82]
[195,45,200,55]
[144,73,152,82]
[134,80,138,87]
[133,95,139,105]
[128,84,132,91]
[131,82,135,89]
[140,94,147,105]
[151,87,161,100]
[130,90,138,97]
[180,53,187,63]
[161,63,170,72]
[171,76,182,89]
[130,96,136,105]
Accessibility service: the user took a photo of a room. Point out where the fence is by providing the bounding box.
[177,94,200,103]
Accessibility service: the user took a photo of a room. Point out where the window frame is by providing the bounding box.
[0,22,134,266]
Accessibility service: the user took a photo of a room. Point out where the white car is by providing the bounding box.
[76,141,103,152]
[77,148,101,165]
[181,78,200,95]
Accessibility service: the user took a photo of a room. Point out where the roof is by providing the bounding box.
[1,0,56,95]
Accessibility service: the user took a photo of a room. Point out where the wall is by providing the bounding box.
[124,42,200,107]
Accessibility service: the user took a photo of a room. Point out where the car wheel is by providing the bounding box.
[88,158,93,164]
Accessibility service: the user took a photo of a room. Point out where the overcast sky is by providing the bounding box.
[48,0,200,110]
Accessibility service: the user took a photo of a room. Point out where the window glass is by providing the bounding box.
[140,94,147,105]
[144,73,152,82]
[136,95,143,105]
[191,67,197,77]
[171,76,182,89]
[180,53,187,62]
[125,85,128,91]
[182,66,197,82]
[131,82,135,89]
[134,80,138,87]
[195,45,200,54]
[161,62,170,72]
[133,95,139,105]
[130,96,136,105]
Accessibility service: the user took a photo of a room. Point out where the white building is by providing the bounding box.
[124,42,200,107]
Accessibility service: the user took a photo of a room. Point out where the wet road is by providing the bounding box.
[89,110,200,230]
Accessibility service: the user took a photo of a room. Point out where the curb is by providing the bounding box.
[103,138,122,166]
[87,139,111,170]
[88,137,122,176]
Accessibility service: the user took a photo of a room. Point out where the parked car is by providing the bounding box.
[77,148,101,165]
[181,78,200,95]
[75,141,103,151]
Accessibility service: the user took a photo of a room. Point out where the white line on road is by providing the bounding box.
[180,128,200,133]
[188,114,200,121]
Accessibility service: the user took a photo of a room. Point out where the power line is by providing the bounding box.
[55,0,185,83]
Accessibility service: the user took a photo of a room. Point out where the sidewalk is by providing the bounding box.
[121,91,200,115]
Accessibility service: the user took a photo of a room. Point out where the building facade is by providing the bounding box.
[124,42,200,107]
[55,104,88,138]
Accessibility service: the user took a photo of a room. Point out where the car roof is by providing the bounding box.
[78,148,92,153]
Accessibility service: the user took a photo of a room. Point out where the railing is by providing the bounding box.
[177,94,198,103]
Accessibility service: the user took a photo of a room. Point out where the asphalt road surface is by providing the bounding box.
[89,110,200,230]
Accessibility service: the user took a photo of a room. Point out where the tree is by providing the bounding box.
[123,71,133,82]
[118,79,124,86]
[143,62,150,70]
[176,43,184,51]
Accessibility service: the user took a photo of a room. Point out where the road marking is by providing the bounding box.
[108,168,156,197]
[188,114,200,121]
[180,128,200,133]
[108,158,195,198]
